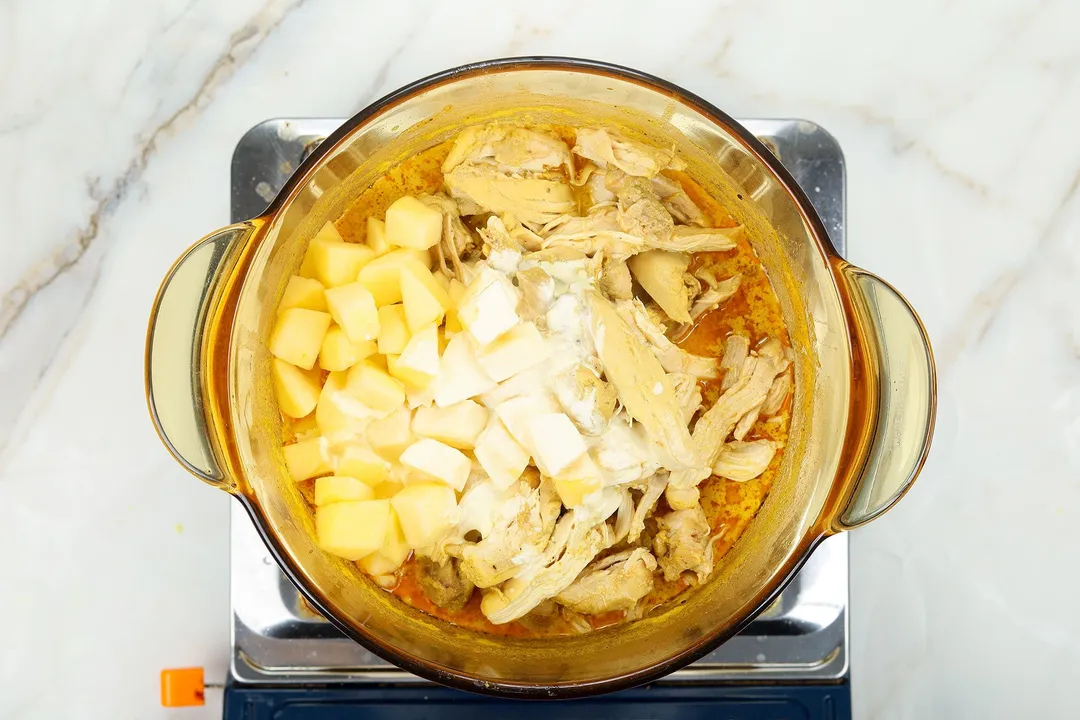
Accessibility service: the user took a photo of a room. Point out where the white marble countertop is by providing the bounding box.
[2,0,1079,717]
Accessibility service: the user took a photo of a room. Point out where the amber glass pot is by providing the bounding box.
[145,58,935,698]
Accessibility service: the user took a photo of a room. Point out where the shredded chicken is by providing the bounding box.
[712,440,780,481]
[615,298,719,379]
[419,194,480,279]
[555,548,657,614]
[651,174,707,226]
[552,363,617,436]
[573,127,684,178]
[761,369,793,416]
[416,557,475,610]
[628,474,668,542]
[719,334,750,392]
[653,504,713,582]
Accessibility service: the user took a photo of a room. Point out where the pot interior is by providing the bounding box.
[219,63,853,689]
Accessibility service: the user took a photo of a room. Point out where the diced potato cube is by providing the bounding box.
[400,438,471,491]
[495,393,560,450]
[526,413,588,476]
[359,507,411,575]
[319,325,377,372]
[279,275,327,312]
[269,308,332,370]
[283,438,330,481]
[412,400,489,450]
[371,479,405,500]
[458,267,520,346]
[400,261,450,332]
[476,322,551,382]
[377,304,410,355]
[474,418,530,490]
[366,217,391,256]
[385,195,443,250]
[344,362,405,411]
[405,382,436,410]
[357,248,432,306]
[289,412,319,440]
[325,282,380,344]
[305,222,376,288]
[316,499,391,561]
[390,483,457,548]
[432,332,496,407]
[316,371,377,440]
[314,476,375,506]
[272,358,321,418]
[336,445,392,485]
[366,406,414,460]
[444,278,466,333]
[389,324,440,389]
[552,455,603,508]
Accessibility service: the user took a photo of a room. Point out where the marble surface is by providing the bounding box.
[2,0,1079,717]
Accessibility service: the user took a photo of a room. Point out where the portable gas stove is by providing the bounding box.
[223,117,849,719]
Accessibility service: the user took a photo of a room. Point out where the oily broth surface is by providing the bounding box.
[287,131,791,637]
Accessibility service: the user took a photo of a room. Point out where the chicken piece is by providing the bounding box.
[586,291,703,474]
[651,174,707,226]
[612,489,634,543]
[503,212,544,251]
[594,415,662,486]
[598,256,633,300]
[628,473,668,542]
[583,167,616,207]
[555,548,657,614]
[719,334,750,392]
[690,270,741,321]
[712,440,780,481]
[515,266,556,321]
[662,225,742,252]
[478,215,523,274]
[482,519,613,624]
[627,250,693,323]
[761,369,792,416]
[669,372,703,425]
[615,298,719,379]
[445,169,576,226]
[419,194,481,278]
[732,401,764,441]
[731,339,790,439]
[573,127,683,178]
[653,504,713,582]
[442,124,573,176]
[613,174,675,246]
[416,557,475,611]
[552,363,617,436]
[459,479,562,588]
[668,352,782,490]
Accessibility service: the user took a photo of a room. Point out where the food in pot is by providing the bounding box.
[268,123,793,635]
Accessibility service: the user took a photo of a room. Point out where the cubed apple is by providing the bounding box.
[272,358,321,419]
[400,261,450,332]
[279,275,327,312]
[316,499,391,561]
[458,267,520,346]
[336,444,392,485]
[474,418,530,490]
[344,362,405,411]
[444,278,466,333]
[314,476,375,506]
[269,308,332,370]
[411,400,489,450]
[316,371,377,440]
[390,482,457,548]
[324,282,380,344]
[476,322,551,382]
[366,406,414,460]
[431,332,496,407]
[356,248,432,306]
[385,195,443,250]
[552,454,603,508]
[494,393,560,451]
[359,507,411,575]
[319,325,377,372]
[283,437,331,481]
[400,438,471,491]
[388,324,440,389]
[377,304,410,355]
[366,217,391,256]
[526,412,587,476]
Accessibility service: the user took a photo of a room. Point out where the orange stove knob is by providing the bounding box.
[160,667,205,707]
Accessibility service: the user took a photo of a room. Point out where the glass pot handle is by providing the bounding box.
[144,224,254,491]
[831,264,937,531]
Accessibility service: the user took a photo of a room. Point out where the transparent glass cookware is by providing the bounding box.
[145,58,935,698]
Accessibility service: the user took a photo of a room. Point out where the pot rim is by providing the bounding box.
[236,56,842,699]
